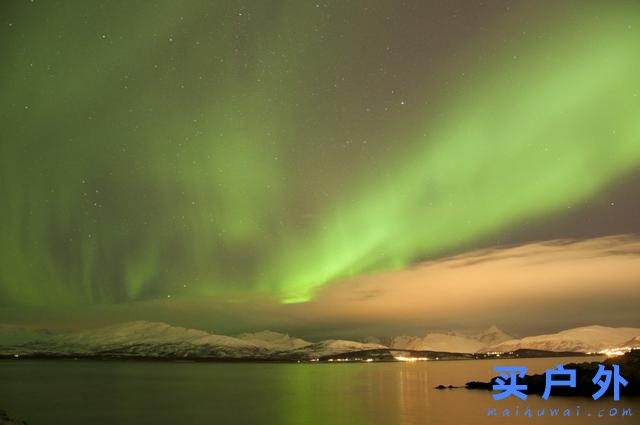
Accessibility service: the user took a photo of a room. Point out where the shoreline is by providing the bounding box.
[0,351,596,364]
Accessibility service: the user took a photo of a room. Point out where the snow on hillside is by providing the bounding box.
[391,333,485,353]
[473,325,514,346]
[49,321,258,349]
[235,330,310,350]
[390,326,514,353]
[620,336,640,349]
[485,326,640,353]
[1,321,382,359]
[3,322,639,358]
[3,321,267,358]
[286,339,387,359]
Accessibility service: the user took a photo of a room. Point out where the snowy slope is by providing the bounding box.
[49,321,253,348]
[619,336,640,349]
[284,339,387,359]
[5,321,267,358]
[1,321,382,359]
[4,321,638,358]
[473,325,514,346]
[235,330,310,350]
[390,326,514,353]
[485,326,640,353]
[391,333,485,353]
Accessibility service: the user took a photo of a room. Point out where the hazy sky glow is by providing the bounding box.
[1,1,639,336]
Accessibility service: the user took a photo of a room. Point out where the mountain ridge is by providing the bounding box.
[1,321,639,359]
[390,325,514,353]
[484,325,640,353]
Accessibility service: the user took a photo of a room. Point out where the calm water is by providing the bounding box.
[1,357,637,425]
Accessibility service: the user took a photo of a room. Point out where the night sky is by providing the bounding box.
[1,1,639,338]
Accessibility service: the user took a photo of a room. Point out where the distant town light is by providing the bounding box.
[393,355,429,362]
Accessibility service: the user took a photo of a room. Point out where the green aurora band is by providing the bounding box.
[1,2,639,305]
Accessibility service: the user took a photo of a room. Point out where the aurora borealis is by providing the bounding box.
[1,1,640,335]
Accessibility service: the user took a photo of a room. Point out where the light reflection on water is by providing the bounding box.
[1,356,636,425]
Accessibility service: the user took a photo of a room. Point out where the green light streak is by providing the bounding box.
[1,3,639,306]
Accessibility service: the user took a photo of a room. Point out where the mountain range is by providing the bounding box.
[389,325,513,353]
[483,325,640,353]
[1,322,639,360]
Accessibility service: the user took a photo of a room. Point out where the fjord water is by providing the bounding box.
[1,357,636,425]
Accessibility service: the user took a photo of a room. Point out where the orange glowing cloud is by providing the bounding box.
[288,235,640,334]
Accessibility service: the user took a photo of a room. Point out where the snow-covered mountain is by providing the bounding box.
[473,325,514,347]
[391,333,485,353]
[3,322,639,359]
[283,340,387,359]
[484,326,640,353]
[6,321,266,358]
[620,336,640,349]
[234,330,310,351]
[0,321,381,360]
[50,321,244,347]
[390,325,513,353]
[621,335,640,348]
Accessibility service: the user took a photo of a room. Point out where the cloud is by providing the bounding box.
[286,234,640,335]
[2,235,639,339]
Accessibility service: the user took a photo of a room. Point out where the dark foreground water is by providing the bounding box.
[1,357,637,425]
